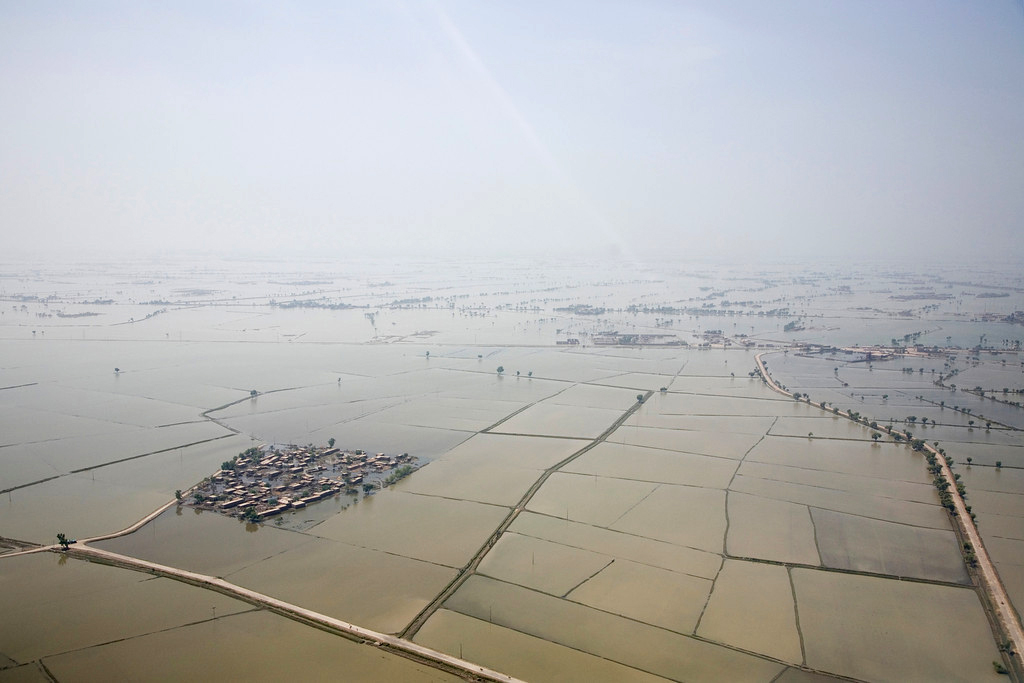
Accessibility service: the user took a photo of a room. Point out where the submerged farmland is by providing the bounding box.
[1,258,1022,682]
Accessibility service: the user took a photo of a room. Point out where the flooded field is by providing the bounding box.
[768,344,1024,626]
[2,257,1022,681]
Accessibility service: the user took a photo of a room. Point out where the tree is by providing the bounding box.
[328,437,336,448]
[636,394,644,403]
[996,461,1002,469]
[967,457,973,465]
[250,389,258,397]
[114,367,120,374]
[496,366,504,375]
[871,432,881,442]
[175,489,182,501]
[56,533,71,550]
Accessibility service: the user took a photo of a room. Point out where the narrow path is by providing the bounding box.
[400,390,654,639]
[755,351,1024,670]
[59,544,523,683]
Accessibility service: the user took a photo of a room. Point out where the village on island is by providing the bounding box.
[181,443,417,523]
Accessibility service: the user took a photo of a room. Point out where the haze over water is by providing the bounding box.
[2,1,1023,680]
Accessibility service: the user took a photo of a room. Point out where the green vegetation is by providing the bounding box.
[56,532,71,550]
[383,464,415,487]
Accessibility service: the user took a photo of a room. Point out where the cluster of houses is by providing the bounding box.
[188,444,416,521]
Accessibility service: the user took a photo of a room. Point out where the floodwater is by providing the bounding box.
[2,257,1021,681]
[769,345,1024,623]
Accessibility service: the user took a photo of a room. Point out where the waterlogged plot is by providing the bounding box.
[0,420,229,484]
[737,460,939,505]
[225,536,456,634]
[793,569,1002,682]
[491,402,623,439]
[0,664,48,682]
[546,382,645,410]
[697,560,801,663]
[725,492,820,565]
[567,558,711,634]
[653,392,796,417]
[974,510,1024,541]
[364,396,525,432]
[811,508,969,583]
[0,383,204,428]
[509,512,722,580]
[774,669,847,683]
[312,490,509,568]
[676,353,759,377]
[563,441,738,489]
[611,484,727,553]
[526,472,658,528]
[399,457,546,507]
[668,378,780,400]
[444,575,784,683]
[608,424,765,460]
[477,532,611,596]
[401,434,588,506]
[43,609,460,683]
[2,475,174,544]
[94,506,315,577]
[622,414,777,436]
[0,553,249,665]
[414,609,667,683]
[433,432,590,471]
[946,442,1024,468]
[745,436,929,483]
[768,415,875,440]
[730,474,950,530]
[590,372,681,392]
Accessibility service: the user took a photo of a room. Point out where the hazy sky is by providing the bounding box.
[2,1,1022,262]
